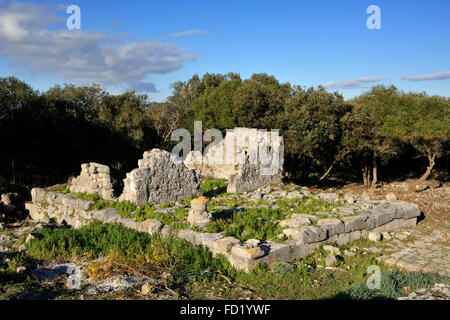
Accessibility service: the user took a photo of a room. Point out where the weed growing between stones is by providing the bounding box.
[200,179,228,198]
[334,271,450,300]
[25,221,236,286]
[206,207,286,241]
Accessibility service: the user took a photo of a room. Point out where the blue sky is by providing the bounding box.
[0,0,449,101]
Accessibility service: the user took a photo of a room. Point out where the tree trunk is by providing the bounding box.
[319,161,335,181]
[362,164,371,187]
[419,154,436,181]
[371,159,377,188]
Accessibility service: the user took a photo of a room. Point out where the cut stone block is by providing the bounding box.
[317,218,344,236]
[342,215,367,232]
[211,237,241,256]
[283,226,327,243]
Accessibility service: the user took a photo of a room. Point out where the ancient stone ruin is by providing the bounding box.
[23,130,423,273]
[119,149,201,205]
[185,128,284,193]
[70,163,114,200]
[26,188,422,271]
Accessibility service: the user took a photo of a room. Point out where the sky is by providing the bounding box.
[0,0,449,102]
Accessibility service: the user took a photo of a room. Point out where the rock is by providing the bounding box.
[160,225,175,238]
[119,149,201,205]
[381,232,392,240]
[286,191,304,200]
[325,254,337,266]
[32,263,85,281]
[16,266,26,273]
[231,245,265,260]
[342,216,367,232]
[187,210,211,228]
[343,193,357,204]
[317,218,344,236]
[343,250,355,257]
[25,233,35,243]
[368,231,381,242]
[190,196,208,213]
[361,192,371,202]
[317,193,339,202]
[70,163,114,200]
[211,237,240,255]
[385,193,397,201]
[141,283,153,295]
[394,233,408,240]
[279,216,311,228]
[323,245,340,255]
[18,244,27,252]
[245,239,260,248]
[283,226,327,243]
[141,219,163,235]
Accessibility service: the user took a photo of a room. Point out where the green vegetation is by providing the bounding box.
[206,196,344,241]
[1,221,446,300]
[207,207,286,241]
[200,179,228,197]
[1,75,448,196]
[335,271,449,300]
[26,221,235,284]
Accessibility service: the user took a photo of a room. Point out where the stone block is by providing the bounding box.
[31,188,46,203]
[283,226,327,243]
[317,218,344,236]
[211,237,240,255]
[342,216,367,232]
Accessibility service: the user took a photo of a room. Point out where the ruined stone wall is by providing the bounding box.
[119,149,201,205]
[26,187,421,272]
[70,163,114,200]
[26,188,173,235]
[184,128,284,193]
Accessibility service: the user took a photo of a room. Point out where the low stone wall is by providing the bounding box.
[26,188,172,235]
[26,187,421,272]
[177,200,420,271]
[119,149,201,206]
[69,163,114,200]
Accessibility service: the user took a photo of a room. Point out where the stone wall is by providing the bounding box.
[26,187,421,272]
[119,149,201,206]
[178,200,421,271]
[70,163,114,200]
[26,188,172,235]
[184,128,284,193]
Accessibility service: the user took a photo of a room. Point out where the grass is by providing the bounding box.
[200,179,228,197]
[3,220,448,300]
[70,194,190,231]
[206,207,287,241]
[25,221,236,285]
[334,270,449,300]
[205,196,346,241]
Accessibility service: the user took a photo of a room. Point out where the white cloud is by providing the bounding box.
[170,29,206,38]
[322,77,385,89]
[0,1,196,89]
[401,70,450,81]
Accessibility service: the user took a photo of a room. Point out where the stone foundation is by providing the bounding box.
[26,187,421,272]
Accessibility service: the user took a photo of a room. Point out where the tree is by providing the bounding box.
[342,85,400,187]
[384,93,450,181]
[279,86,350,181]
